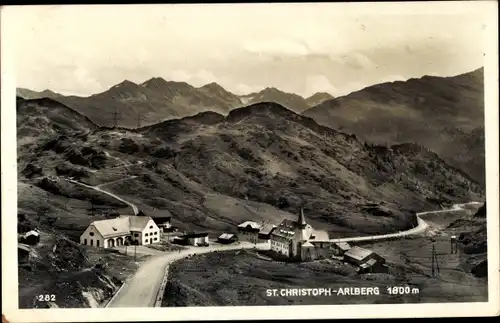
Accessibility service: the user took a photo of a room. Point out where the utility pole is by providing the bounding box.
[134,245,137,261]
[137,112,145,128]
[431,244,440,276]
[113,108,121,128]
[450,235,458,254]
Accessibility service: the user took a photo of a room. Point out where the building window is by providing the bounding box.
[154,238,158,241]
[89,232,94,236]
[145,233,148,236]
[134,233,139,237]
[90,239,93,246]
[84,239,87,245]
[145,239,149,243]
[149,225,153,229]
[97,240,100,247]
[154,232,157,235]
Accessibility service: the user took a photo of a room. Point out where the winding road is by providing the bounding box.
[65,178,139,215]
[63,176,481,308]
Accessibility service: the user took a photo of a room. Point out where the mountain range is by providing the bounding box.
[303,67,485,185]
[17,68,484,186]
[17,81,332,128]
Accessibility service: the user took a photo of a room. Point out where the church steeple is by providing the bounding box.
[298,206,307,228]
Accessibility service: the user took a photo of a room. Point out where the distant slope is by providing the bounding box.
[240,87,310,113]
[303,68,485,185]
[306,92,335,107]
[17,88,62,100]
[26,79,243,128]
[17,97,97,142]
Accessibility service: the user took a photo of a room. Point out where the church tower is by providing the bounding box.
[298,206,307,229]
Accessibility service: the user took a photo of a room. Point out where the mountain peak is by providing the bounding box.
[111,80,138,90]
[141,77,169,89]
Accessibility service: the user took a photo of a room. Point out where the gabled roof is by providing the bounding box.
[309,230,329,241]
[88,216,156,238]
[360,258,378,268]
[23,230,40,237]
[129,216,152,231]
[302,241,314,247]
[344,246,374,261]
[218,233,236,240]
[334,242,351,250]
[237,221,262,230]
[91,217,130,238]
[259,224,276,235]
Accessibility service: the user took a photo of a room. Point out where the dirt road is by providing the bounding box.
[105,242,270,307]
[64,178,139,215]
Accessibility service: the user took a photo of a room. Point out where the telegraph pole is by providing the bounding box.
[113,108,121,128]
[431,244,440,276]
[137,112,145,128]
[450,235,458,254]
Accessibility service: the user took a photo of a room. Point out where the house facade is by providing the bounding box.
[175,232,209,246]
[80,215,160,248]
[237,221,261,244]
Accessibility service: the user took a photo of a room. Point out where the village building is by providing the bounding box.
[79,215,161,248]
[258,224,276,242]
[18,244,31,263]
[153,216,172,232]
[331,242,351,256]
[343,246,386,273]
[217,233,238,244]
[270,207,330,260]
[174,232,210,246]
[19,230,40,245]
[237,221,262,244]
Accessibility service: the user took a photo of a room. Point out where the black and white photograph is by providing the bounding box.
[1,2,499,321]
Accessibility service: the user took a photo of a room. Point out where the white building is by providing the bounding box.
[80,215,160,248]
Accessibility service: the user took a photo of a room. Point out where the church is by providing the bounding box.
[270,207,329,260]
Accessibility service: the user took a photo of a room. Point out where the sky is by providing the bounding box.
[6,2,491,98]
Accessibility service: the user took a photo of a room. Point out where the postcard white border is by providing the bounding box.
[2,2,499,322]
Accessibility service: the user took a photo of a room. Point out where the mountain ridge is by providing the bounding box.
[302,67,485,186]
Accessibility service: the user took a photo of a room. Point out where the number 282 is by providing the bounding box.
[37,294,56,302]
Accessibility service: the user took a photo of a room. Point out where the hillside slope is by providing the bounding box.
[17,99,484,239]
[303,68,485,185]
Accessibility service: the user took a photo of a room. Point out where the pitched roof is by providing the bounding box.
[271,219,302,239]
[344,246,374,261]
[309,230,329,241]
[23,230,40,237]
[91,217,130,238]
[334,242,351,250]
[360,258,378,268]
[218,233,236,240]
[302,241,314,247]
[89,216,156,238]
[129,216,152,231]
[237,221,262,230]
[259,224,276,235]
